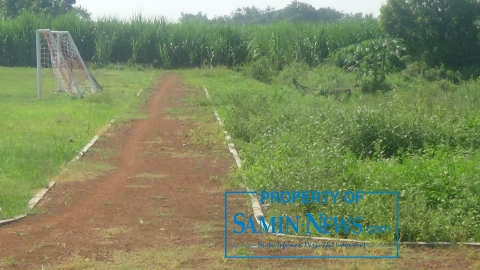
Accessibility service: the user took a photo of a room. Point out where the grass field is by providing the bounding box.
[27,70,480,269]
[2,62,479,242]
[1,65,479,269]
[0,66,160,219]
[1,4,480,269]
[180,64,480,243]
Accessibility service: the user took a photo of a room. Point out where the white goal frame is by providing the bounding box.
[36,29,101,98]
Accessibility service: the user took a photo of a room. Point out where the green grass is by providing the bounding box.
[180,65,480,242]
[0,67,160,219]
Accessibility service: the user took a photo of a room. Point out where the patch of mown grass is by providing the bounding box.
[180,66,480,242]
[0,67,160,219]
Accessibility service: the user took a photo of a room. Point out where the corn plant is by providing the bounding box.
[0,12,381,68]
[94,30,116,66]
[126,14,149,66]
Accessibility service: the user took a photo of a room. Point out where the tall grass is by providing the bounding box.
[0,12,380,71]
[181,66,480,242]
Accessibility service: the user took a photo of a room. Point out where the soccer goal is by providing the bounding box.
[36,29,102,98]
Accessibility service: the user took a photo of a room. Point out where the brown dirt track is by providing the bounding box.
[0,73,479,270]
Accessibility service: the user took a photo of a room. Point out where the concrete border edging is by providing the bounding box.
[0,119,115,226]
[203,85,480,248]
[203,85,282,228]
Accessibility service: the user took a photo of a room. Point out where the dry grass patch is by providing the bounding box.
[136,173,165,179]
[53,246,216,270]
[100,226,132,240]
[142,137,163,145]
[199,185,224,194]
[166,151,206,159]
[195,223,222,239]
[124,185,150,189]
[52,161,115,183]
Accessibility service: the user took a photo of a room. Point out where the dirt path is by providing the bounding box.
[0,73,478,270]
[0,73,235,268]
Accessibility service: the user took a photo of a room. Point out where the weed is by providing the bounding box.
[52,161,115,184]
[101,226,131,240]
[179,66,480,242]
[231,246,254,256]
[28,208,48,216]
[4,256,17,267]
[136,173,165,179]
[195,224,214,239]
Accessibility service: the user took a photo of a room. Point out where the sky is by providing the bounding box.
[77,0,387,22]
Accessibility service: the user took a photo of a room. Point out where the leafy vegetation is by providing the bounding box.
[184,1,347,24]
[333,37,406,92]
[3,0,480,76]
[0,0,79,19]
[2,0,480,243]
[0,11,380,70]
[182,64,480,242]
[380,0,480,69]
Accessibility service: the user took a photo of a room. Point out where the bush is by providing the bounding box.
[359,75,391,93]
[402,62,463,84]
[249,57,276,83]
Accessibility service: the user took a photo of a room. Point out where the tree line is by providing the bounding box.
[0,0,89,19]
[2,0,480,72]
[185,0,480,72]
[179,1,350,24]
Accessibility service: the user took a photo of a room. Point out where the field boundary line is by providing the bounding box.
[0,119,115,226]
[202,86,480,247]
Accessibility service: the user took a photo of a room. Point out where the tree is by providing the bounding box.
[0,0,76,19]
[179,11,208,24]
[316,7,344,22]
[0,0,23,18]
[280,0,318,22]
[53,0,76,16]
[380,0,480,68]
[211,2,344,25]
[277,1,343,22]
[71,5,91,20]
[231,7,262,24]
[335,37,407,92]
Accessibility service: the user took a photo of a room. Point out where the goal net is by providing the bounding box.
[36,29,102,98]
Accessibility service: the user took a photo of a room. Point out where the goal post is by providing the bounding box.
[36,29,102,98]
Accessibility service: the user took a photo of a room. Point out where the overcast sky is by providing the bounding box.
[77,0,387,22]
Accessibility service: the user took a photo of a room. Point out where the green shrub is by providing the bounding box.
[190,66,480,242]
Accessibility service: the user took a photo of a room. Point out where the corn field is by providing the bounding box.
[0,12,381,69]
